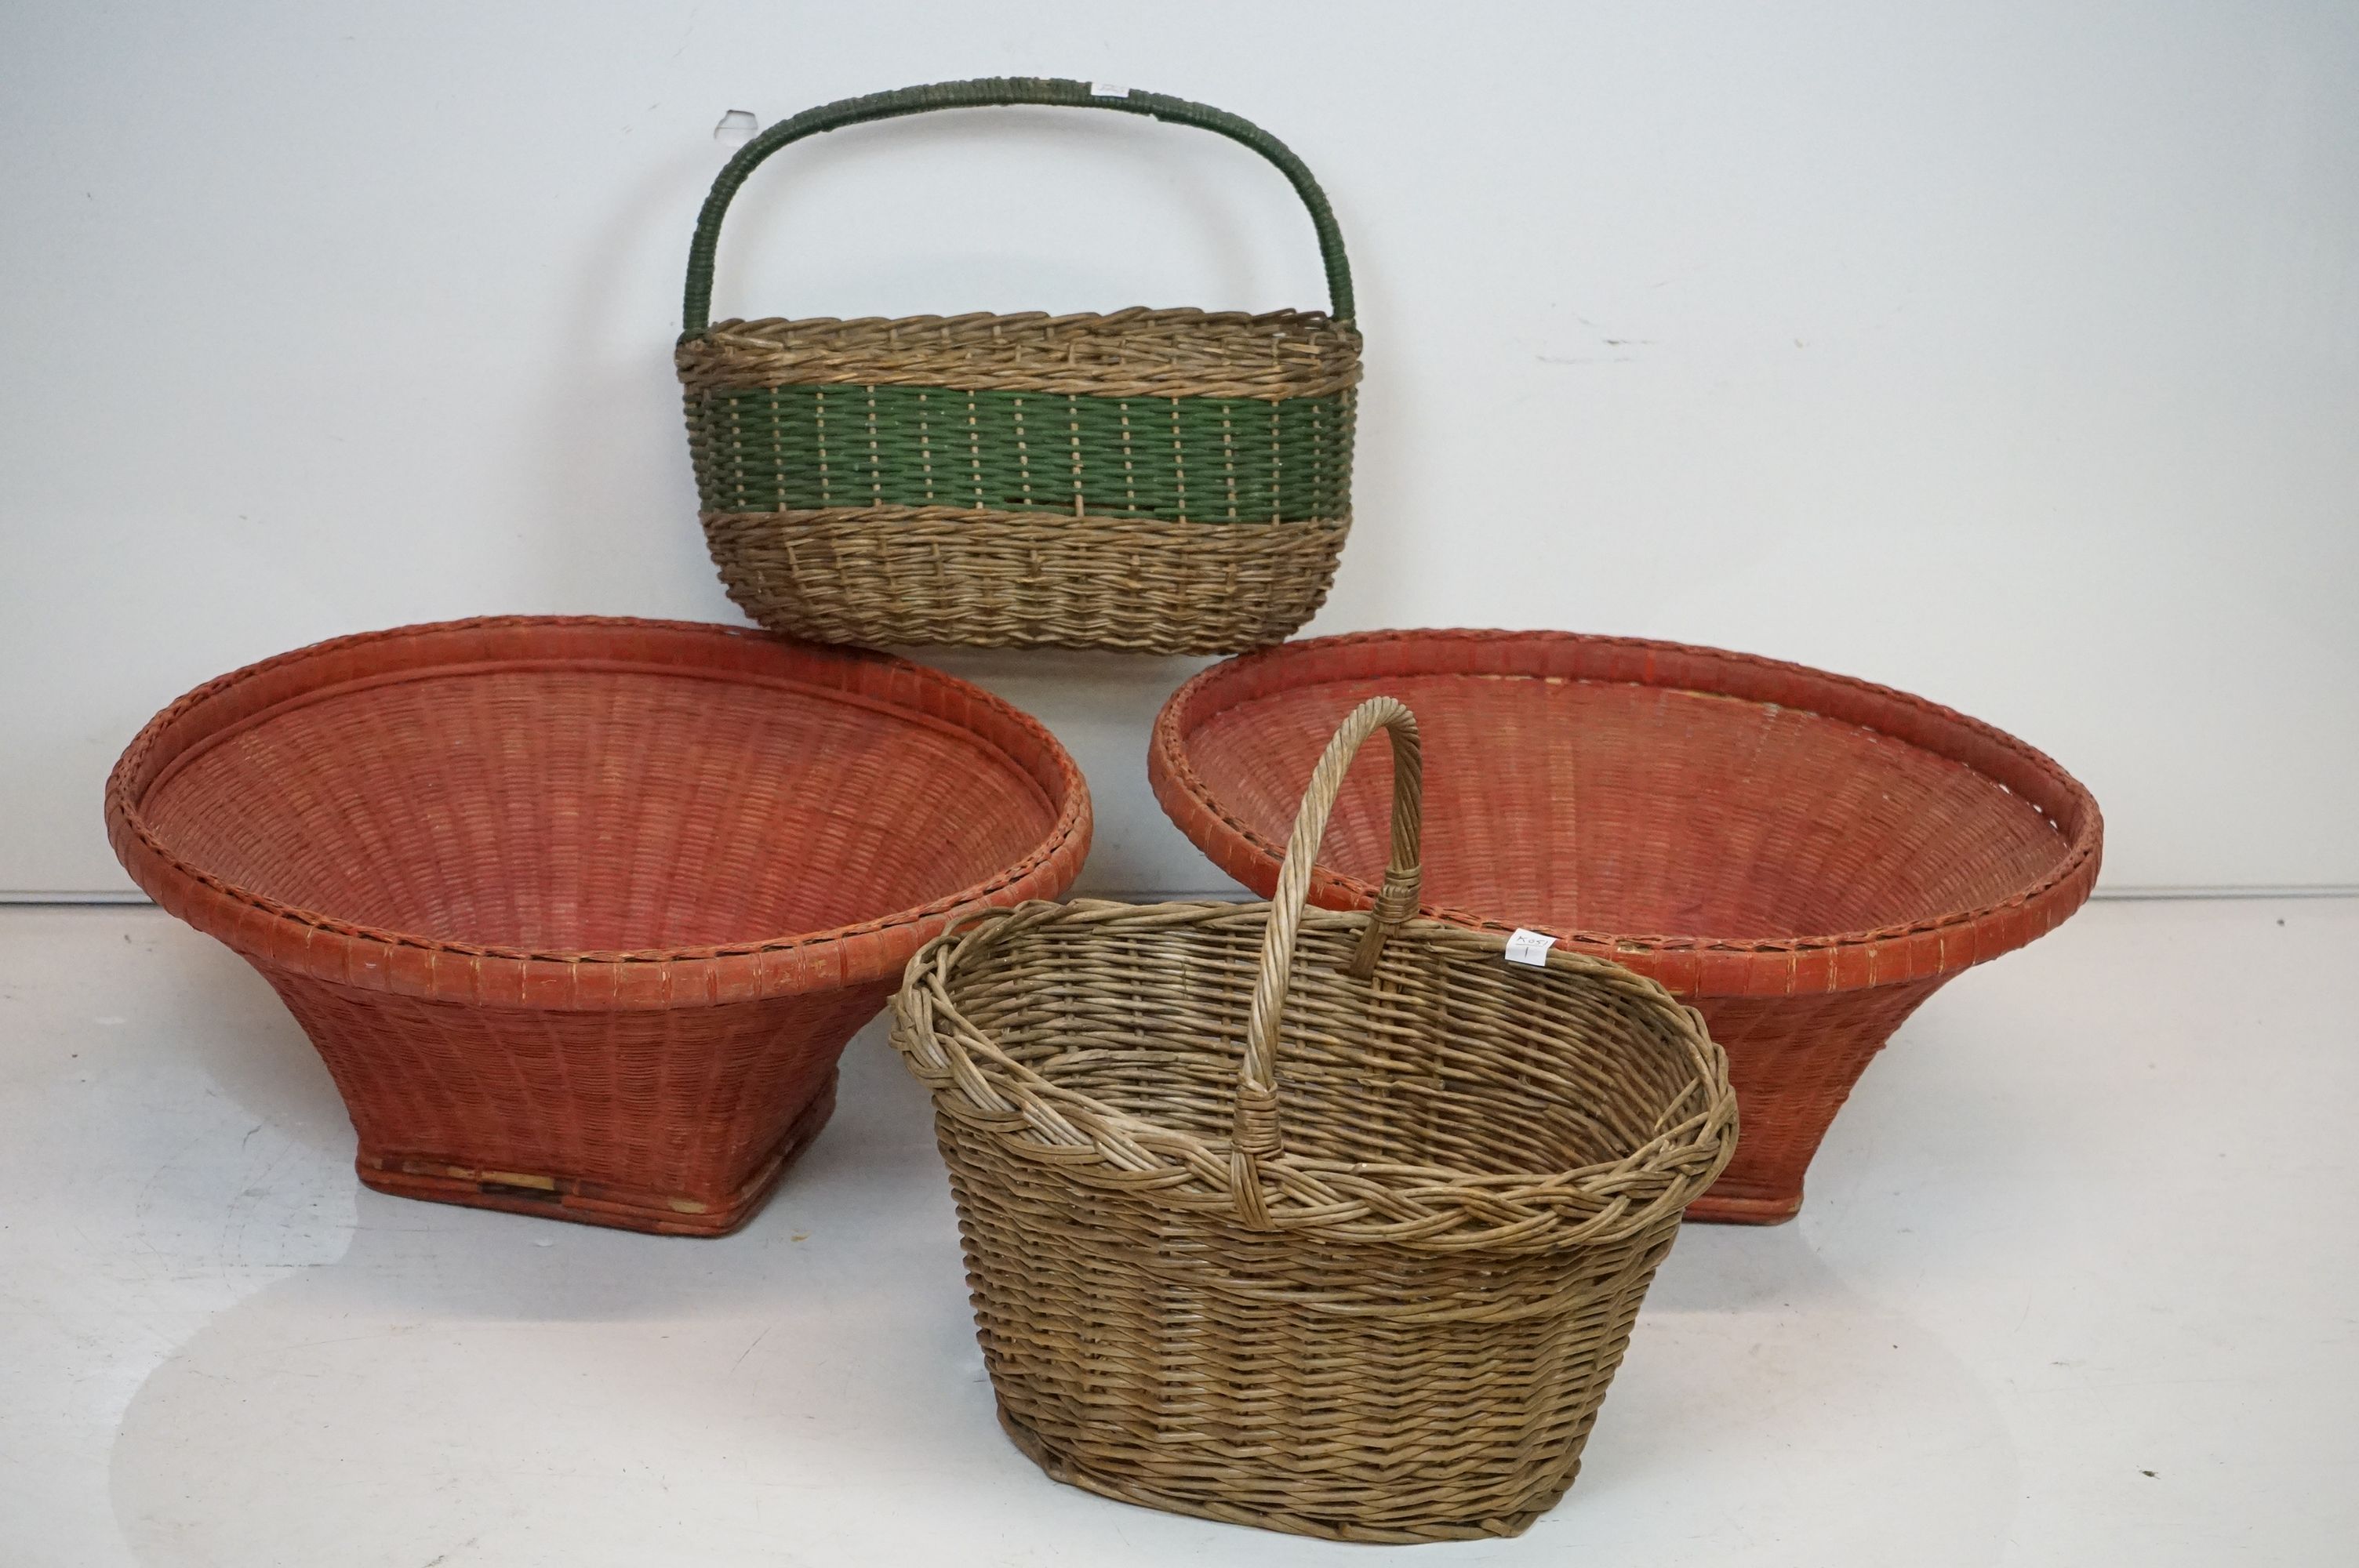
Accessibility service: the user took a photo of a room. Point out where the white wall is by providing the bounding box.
[2,1,2354,898]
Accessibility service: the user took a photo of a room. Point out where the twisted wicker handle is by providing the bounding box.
[682,77,1355,332]
[1230,697,1422,1223]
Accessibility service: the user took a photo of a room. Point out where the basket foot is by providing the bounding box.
[354,1072,838,1236]
[992,1401,1553,1543]
[1683,1182,1804,1225]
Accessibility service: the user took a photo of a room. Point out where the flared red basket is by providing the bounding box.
[106,616,1089,1234]
[676,78,1361,653]
[1150,630,2103,1223]
[892,699,1736,1541]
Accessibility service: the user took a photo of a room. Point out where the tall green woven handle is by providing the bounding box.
[1230,696,1422,1223]
[682,77,1355,332]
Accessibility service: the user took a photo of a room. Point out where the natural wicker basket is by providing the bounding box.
[892,698,1736,1542]
[677,77,1361,653]
[1149,630,2103,1224]
[106,616,1089,1235]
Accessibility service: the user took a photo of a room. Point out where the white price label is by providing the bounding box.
[1503,928,1558,967]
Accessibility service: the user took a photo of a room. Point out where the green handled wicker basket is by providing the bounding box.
[677,78,1361,653]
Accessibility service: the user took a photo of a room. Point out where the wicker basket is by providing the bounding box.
[1149,630,2103,1223]
[892,698,1736,1542]
[677,77,1360,653]
[106,615,1089,1235]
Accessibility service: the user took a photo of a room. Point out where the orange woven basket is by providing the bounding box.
[107,615,1089,1235]
[1150,629,2101,1223]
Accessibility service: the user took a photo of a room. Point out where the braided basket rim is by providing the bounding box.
[891,896,1738,1253]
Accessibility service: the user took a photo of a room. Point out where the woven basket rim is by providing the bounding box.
[694,306,1358,338]
[679,307,1363,401]
[105,615,1091,1001]
[892,896,1738,1252]
[1149,627,2103,978]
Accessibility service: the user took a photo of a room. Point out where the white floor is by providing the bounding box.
[2,898,2351,1566]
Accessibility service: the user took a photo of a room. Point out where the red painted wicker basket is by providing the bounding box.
[107,615,1089,1235]
[1150,629,2101,1223]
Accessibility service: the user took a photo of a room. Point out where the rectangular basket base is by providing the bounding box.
[353,1072,838,1237]
[1683,1181,1805,1225]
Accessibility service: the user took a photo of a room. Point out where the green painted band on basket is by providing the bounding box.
[686,383,1355,522]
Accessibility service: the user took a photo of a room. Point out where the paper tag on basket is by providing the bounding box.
[1503,928,1557,967]
[1089,82,1132,98]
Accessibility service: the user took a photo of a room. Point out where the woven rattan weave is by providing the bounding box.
[1148,629,2103,1223]
[678,78,1361,652]
[892,698,1736,1541]
[106,616,1089,1234]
